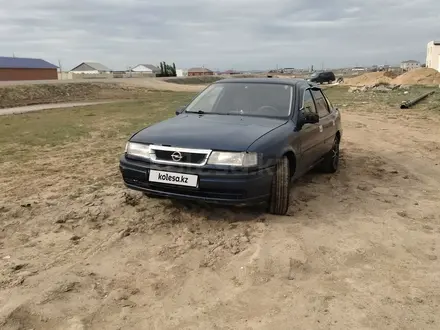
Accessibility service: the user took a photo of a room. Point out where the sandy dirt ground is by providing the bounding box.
[1,89,440,330]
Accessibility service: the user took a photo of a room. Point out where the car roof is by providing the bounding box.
[214,77,320,89]
[215,77,308,86]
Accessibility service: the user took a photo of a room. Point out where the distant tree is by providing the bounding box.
[163,61,168,76]
[157,61,177,77]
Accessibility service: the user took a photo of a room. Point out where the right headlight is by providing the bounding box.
[125,142,151,159]
[207,151,258,167]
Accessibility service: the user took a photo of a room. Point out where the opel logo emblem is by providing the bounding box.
[171,151,183,162]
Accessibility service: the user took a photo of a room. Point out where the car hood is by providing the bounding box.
[130,114,287,151]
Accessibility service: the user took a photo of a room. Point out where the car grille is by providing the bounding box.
[154,150,206,164]
[149,145,211,166]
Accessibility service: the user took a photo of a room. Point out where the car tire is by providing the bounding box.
[268,156,290,215]
[319,136,340,173]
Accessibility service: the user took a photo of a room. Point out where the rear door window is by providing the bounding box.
[321,90,334,111]
[311,90,330,118]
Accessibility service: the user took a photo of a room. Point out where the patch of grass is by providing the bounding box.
[1,86,439,163]
[0,91,196,162]
[0,82,152,108]
[323,85,439,109]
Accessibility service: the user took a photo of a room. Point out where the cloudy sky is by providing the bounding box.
[1,0,439,71]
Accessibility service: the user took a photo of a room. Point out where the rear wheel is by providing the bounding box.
[319,136,340,173]
[268,156,290,215]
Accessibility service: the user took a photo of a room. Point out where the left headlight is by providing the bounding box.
[125,142,151,159]
[207,151,258,167]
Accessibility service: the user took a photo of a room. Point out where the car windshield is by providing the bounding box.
[310,72,320,78]
[185,82,293,118]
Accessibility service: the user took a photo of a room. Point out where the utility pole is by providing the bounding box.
[58,59,62,80]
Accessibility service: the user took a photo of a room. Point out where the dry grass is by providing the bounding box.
[0,82,153,109]
[0,91,195,163]
[324,85,440,108]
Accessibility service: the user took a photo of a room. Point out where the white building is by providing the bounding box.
[69,62,111,74]
[176,69,187,77]
[131,64,160,74]
[400,60,421,71]
[426,41,440,72]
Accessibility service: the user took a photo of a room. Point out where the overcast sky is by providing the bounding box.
[1,0,439,71]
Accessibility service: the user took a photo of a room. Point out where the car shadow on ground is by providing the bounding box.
[168,198,268,222]
[165,151,351,222]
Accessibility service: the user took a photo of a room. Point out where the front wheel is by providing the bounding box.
[268,156,290,215]
[319,136,340,173]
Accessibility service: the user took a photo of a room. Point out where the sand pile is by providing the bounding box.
[344,71,399,86]
[391,68,440,85]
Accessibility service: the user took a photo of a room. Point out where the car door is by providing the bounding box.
[297,89,322,172]
[311,88,336,155]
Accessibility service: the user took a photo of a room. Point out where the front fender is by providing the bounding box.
[247,121,300,168]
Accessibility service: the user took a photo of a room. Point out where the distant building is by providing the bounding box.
[426,41,440,72]
[221,70,241,75]
[0,56,58,81]
[176,69,187,77]
[378,65,390,71]
[351,66,366,71]
[400,60,420,71]
[130,64,160,74]
[187,67,214,76]
[70,62,111,74]
[281,68,295,74]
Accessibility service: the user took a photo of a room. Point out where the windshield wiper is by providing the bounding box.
[186,110,226,115]
[186,110,206,114]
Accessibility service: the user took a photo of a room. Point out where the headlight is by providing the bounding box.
[125,142,151,159]
[207,151,258,167]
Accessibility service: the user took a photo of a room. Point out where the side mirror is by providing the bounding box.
[300,108,319,124]
[175,106,185,115]
[304,112,319,124]
[297,108,319,130]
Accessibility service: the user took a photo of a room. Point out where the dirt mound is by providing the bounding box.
[164,76,224,85]
[163,74,268,85]
[0,83,150,109]
[391,68,440,85]
[344,71,399,86]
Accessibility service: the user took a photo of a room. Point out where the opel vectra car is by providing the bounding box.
[119,78,342,215]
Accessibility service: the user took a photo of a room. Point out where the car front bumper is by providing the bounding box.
[119,156,275,206]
